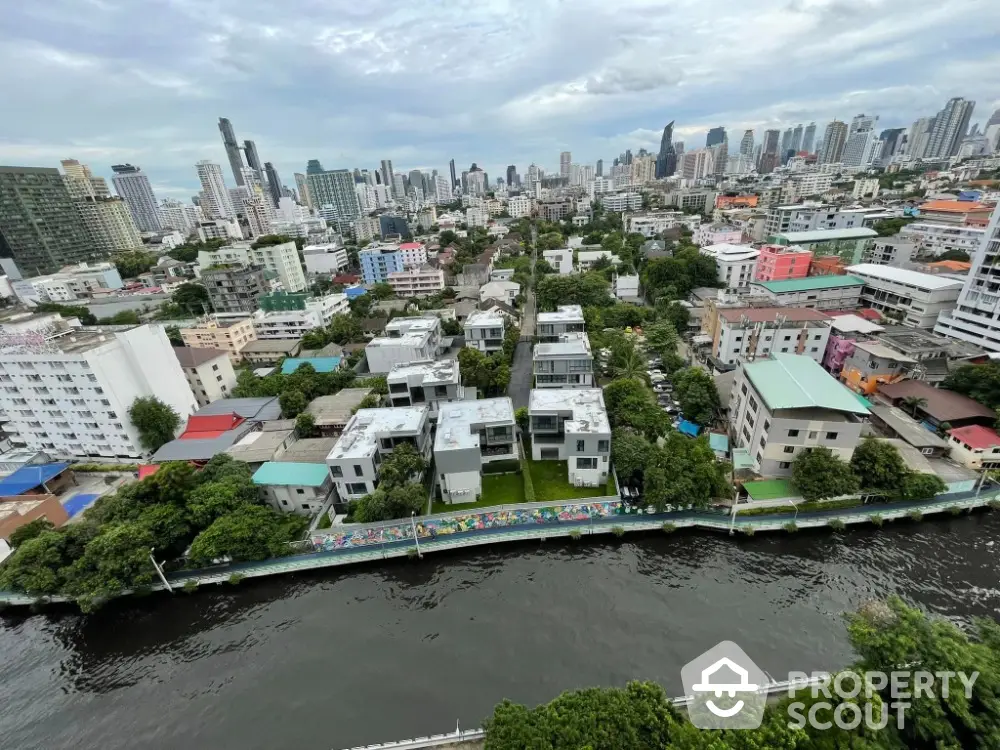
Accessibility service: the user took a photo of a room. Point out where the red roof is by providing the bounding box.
[333,274,359,283]
[920,200,993,214]
[857,309,883,321]
[138,465,160,480]
[399,242,424,250]
[948,425,1000,450]
[180,413,245,440]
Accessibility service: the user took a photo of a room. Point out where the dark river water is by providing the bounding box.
[3,514,1000,750]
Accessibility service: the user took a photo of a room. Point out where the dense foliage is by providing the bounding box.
[112,250,159,279]
[128,396,181,452]
[943,362,1000,412]
[791,447,861,500]
[350,444,428,523]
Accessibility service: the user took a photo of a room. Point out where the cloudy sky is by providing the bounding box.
[2,0,999,200]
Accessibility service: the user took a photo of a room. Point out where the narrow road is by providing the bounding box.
[507,224,538,409]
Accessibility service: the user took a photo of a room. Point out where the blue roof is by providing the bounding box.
[345,286,367,299]
[252,462,331,487]
[709,433,729,453]
[0,462,70,496]
[281,357,342,374]
[678,419,701,437]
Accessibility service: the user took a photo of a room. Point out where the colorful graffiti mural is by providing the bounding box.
[310,500,622,551]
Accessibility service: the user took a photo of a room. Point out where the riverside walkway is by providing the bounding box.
[2,486,997,608]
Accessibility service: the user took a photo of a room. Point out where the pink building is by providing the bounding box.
[754,244,813,282]
[820,314,885,374]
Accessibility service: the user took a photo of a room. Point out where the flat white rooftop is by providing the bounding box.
[465,309,505,326]
[577,250,620,262]
[537,305,584,324]
[435,397,515,452]
[846,263,964,291]
[367,331,431,348]
[386,316,438,334]
[701,243,759,261]
[387,359,459,385]
[828,314,884,334]
[327,406,428,461]
[534,334,592,358]
[529,388,610,434]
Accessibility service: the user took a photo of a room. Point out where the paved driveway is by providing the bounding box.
[508,340,533,408]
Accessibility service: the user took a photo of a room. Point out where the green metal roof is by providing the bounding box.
[753,275,865,294]
[252,462,331,487]
[743,354,871,414]
[744,478,796,501]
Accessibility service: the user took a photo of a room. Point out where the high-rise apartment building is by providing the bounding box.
[779,129,793,163]
[596,159,603,177]
[739,129,755,157]
[907,117,935,160]
[706,127,726,147]
[75,197,142,254]
[294,173,311,209]
[0,166,93,274]
[159,199,200,233]
[842,114,879,167]
[759,129,780,173]
[200,264,268,313]
[559,152,572,182]
[111,163,162,232]
[218,117,245,187]
[60,160,110,199]
[243,140,264,186]
[196,161,235,220]
[449,159,457,189]
[506,165,516,186]
[655,121,677,178]
[935,204,1000,351]
[802,123,817,154]
[264,162,283,208]
[790,124,804,154]
[307,169,361,228]
[925,97,975,158]
[380,160,396,196]
[819,121,848,163]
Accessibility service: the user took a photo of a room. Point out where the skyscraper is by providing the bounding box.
[706,127,726,147]
[307,159,325,175]
[506,165,516,186]
[802,123,817,154]
[596,159,603,177]
[218,117,245,187]
[842,114,879,167]
[925,97,976,158]
[560,152,571,181]
[243,140,264,185]
[61,159,110,198]
[907,117,935,160]
[111,163,162,232]
[655,121,677,178]
[0,166,94,274]
[449,159,457,189]
[307,169,361,229]
[196,160,235,220]
[759,129,780,173]
[264,162,283,208]
[408,170,425,198]
[819,121,848,163]
[63,161,141,254]
[739,130,754,157]
[876,129,906,165]
[779,129,793,164]
[380,160,395,195]
[294,173,311,209]
[790,124,804,154]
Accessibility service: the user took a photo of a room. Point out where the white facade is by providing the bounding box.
[528,388,611,487]
[700,243,760,291]
[694,224,743,247]
[177,349,237,407]
[198,241,307,293]
[365,316,442,374]
[577,250,620,272]
[466,206,489,228]
[12,263,124,306]
[0,323,196,459]
[160,199,200,233]
[600,192,642,212]
[613,274,640,300]
[397,242,429,269]
[508,195,532,218]
[111,164,162,232]
[626,211,698,238]
[388,267,445,297]
[848,263,962,329]
[542,248,574,274]
[464,310,506,353]
[196,161,235,220]
[252,294,349,339]
[715,315,832,367]
[303,243,349,275]
[479,281,520,305]
[434,398,517,504]
[197,219,242,243]
[899,222,986,256]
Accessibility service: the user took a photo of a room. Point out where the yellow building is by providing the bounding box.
[180,315,257,364]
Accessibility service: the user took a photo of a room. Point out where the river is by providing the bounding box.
[2,514,1000,750]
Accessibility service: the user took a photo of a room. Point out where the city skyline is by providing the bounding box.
[2,0,1000,198]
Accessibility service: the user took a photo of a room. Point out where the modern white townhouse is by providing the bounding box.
[252,292,349,340]
[536,305,585,343]
[464,310,506,353]
[434,398,517,505]
[528,388,611,487]
[0,321,196,459]
[533,334,594,388]
[577,250,620,272]
[542,248,574,274]
[701,243,760,291]
[365,316,443,373]
[302,243,349,275]
[898,222,985,256]
[387,359,471,418]
[729,354,869,478]
[325,405,432,502]
[847,263,962,329]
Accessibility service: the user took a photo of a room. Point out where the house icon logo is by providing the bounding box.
[680,641,768,729]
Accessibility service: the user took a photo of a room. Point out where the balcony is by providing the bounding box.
[531,434,564,445]
[481,443,516,462]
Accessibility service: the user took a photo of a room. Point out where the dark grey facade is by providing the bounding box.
[218,117,245,186]
[201,264,267,313]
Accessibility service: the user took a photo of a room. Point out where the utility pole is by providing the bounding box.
[149,548,174,593]
[410,511,422,558]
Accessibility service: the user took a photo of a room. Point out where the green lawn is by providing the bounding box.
[736,497,864,516]
[430,473,524,515]
[527,458,610,502]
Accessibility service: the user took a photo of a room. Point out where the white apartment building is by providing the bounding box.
[537,305,586,342]
[613,273,640,300]
[174,346,237,407]
[388,266,445,298]
[701,243,760,291]
[577,250,620,272]
[542,248,574,274]
[252,294,349,339]
[466,206,489,228]
[533,334,594,388]
[0,323,197,459]
[695,224,743,247]
[853,178,881,199]
[480,280,520,306]
[397,242,429,268]
[899,222,986,256]
[196,160,235,220]
[848,263,963,329]
[464,310,506,353]
[600,192,642,212]
[365,316,443,373]
[197,219,243,243]
[180,315,257,364]
[861,237,917,267]
[198,240,307,294]
[626,211,700,238]
[712,307,832,367]
[325,406,432,502]
[507,195,532,218]
[302,243,349,275]
[528,388,611,487]
[12,263,124,306]
[434,398,517,505]
[387,359,469,418]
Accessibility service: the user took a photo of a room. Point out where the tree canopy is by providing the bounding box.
[672,367,720,426]
[128,396,181,452]
[791,447,861,500]
[943,363,1000,411]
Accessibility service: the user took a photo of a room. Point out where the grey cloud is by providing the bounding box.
[585,67,683,95]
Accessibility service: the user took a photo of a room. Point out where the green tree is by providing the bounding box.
[514,407,529,432]
[377,444,427,489]
[295,412,318,438]
[369,282,394,300]
[128,396,180,452]
[943,362,1000,411]
[328,314,365,344]
[439,230,458,246]
[348,294,374,318]
[300,329,330,350]
[351,483,425,523]
[611,430,654,483]
[172,282,212,315]
[0,531,72,594]
[66,522,158,609]
[643,433,729,510]
[250,234,295,249]
[850,438,908,494]
[99,310,141,325]
[791,447,861,500]
[7,518,54,548]
[34,302,97,325]
[672,367,720,426]
[188,505,306,565]
[901,472,947,500]
[136,503,192,559]
[186,480,254,530]
[658,301,691,332]
[901,395,929,418]
[112,250,158,279]
[612,350,648,382]
[279,389,308,418]
[645,321,680,358]
[938,248,971,262]
[603,378,671,440]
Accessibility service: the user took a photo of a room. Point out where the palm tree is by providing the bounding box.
[901,396,928,418]
[613,350,648,383]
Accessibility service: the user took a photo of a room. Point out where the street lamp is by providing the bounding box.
[410,511,422,559]
[149,547,174,593]
[788,499,799,523]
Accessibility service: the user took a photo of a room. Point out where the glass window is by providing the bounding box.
[825,431,838,440]
[576,440,585,451]
[598,439,609,452]
[330,466,343,477]
[783,446,795,453]
[788,429,799,437]
[353,464,364,477]
[576,457,597,469]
